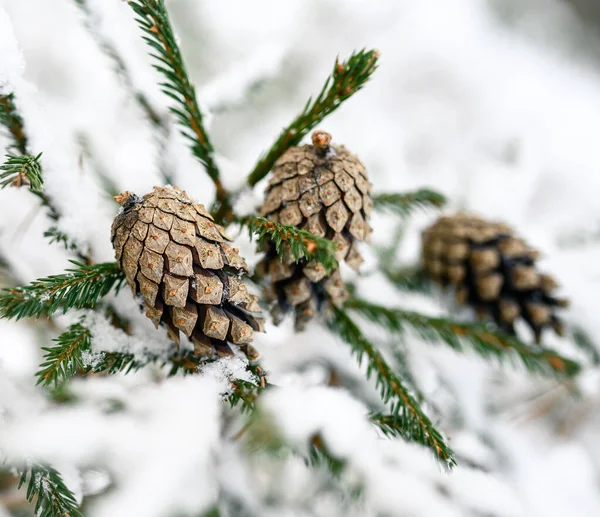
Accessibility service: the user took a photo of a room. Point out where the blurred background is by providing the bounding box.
[2,0,600,516]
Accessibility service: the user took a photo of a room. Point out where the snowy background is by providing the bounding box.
[2,0,600,515]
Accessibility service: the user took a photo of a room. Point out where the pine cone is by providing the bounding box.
[257,130,373,330]
[111,186,264,357]
[421,213,568,342]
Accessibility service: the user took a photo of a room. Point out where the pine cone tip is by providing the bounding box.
[311,130,332,154]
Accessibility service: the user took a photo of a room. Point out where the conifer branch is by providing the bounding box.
[383,266,432,294]
[347,298,580,377]
[0,94,28,155]
[128,0,226,200]
[18,463,83,517]
[244,215,338,272]
[570,326,600,366]
[0,261,124,321]
[327,306,455,467]
[308,434,347,478]
[228,364,266,413]
[36,323,92,387]
[0,153,43,191]
[0,95,61,220]
[373,189,447,217]
[43,227,79,251]
[247,49,380,187]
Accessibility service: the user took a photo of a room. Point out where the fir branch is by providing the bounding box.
[0,153,43,191]
[347,298,581,377]
[570,326,600,366]
[43,227,78,251]
[0,261,124,321]
[18,463,83,517]
[36,323,91,387]
[308,434,346,478]
[247,49,380,187]
[327,306,455,467]
[35,321,247,386]
[228,379,261,412]
[384,266,431,295]
[0,95,60,219]
[128,0,226,201]
[244,215,338,272]
[228,364,266,413]
[373,189,447,217]
[0,94,27,155]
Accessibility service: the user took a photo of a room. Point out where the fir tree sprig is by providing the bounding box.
[43,227,79,251]
[0,94,28,155]
[347,297,580,377]
[228,364,266,413]
[383,266,432,295]
[0,261,124,321]
[327,306,455,467]
[570,326,600,366]
[44,326,260,390]
[18,463,83,517]
[370,412,429,442]
[127,0,226,200]
[0,153,43,191]
[0,95,60,220]
[308,434,347,478]
[244,215,338,272]
[36,323,92,387]
[373,189,447,217]
[247,49,380,187]
[35,319,262,387]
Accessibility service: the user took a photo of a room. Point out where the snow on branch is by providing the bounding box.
[18,463,83,517]
[373,189,447,218]
[36,317,266,403]
[247,48,380,187]
[347,297,581,377]
[244,215,338,272]
[0,261,124,321]
[327,306,456,467]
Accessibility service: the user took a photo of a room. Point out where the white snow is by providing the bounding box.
[2,0,600,516]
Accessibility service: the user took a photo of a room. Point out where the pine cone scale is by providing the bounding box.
[258,131,373,330]
[112,186,263,354]
[422,214,567,341]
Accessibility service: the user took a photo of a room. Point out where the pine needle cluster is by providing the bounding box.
[0,261,124,321]
[0,153,43,191]
[18,464,83,517]
[373,189,447,217]
[245,215,339,272]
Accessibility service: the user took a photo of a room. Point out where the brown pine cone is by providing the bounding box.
[422,213,568,342]
[111,186,264,357]
[257,130,373,330]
